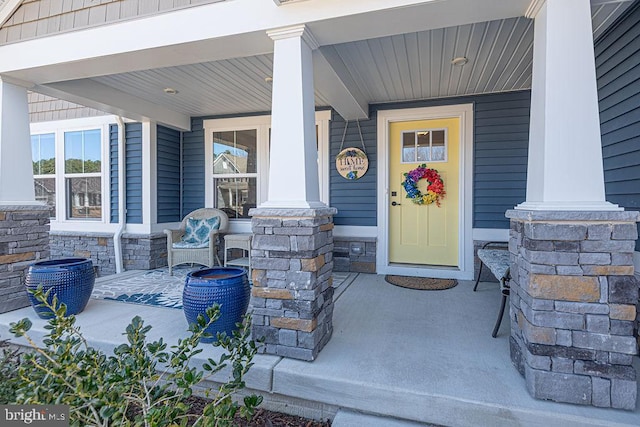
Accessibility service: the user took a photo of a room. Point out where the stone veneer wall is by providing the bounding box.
[250,207,336,361]
[0,205,50,313]
[50,231,167,276]
[506,210,640,410]
[333,237,376,273]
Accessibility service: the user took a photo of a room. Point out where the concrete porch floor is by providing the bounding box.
[1,273,639,426]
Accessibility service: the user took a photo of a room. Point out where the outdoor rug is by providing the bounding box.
[385,275,457,291]
[92,267,356,310]
[91,266,194,309]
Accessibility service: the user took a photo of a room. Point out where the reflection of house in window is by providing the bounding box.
[67,177,102,219]
[34,177,56,216]
[213,153,256,218]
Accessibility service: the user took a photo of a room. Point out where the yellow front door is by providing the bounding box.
[389,118,459,266]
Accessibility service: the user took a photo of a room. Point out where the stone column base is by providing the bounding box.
[249,207,337,361]
[0,205,50,313]
[506,209,639,410]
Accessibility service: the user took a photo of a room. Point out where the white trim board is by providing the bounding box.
[376,104,474,280]
[333,226,377,238]
[472,228,509,242]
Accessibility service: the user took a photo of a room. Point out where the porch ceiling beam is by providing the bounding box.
[313,47,368,120]
[0,0,531,83]
[35,80,191,131]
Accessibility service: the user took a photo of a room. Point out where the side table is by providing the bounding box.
[223,234,252,277]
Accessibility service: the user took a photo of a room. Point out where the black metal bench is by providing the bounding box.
[474,242,510,338]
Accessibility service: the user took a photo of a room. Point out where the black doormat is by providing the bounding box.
[385,275,458,291]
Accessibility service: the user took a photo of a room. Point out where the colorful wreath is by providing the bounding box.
[402,164,446,206]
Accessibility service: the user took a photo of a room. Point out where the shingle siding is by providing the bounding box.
[156,125,181,223]
[28,92,106,122]
[0,0,226,44]
[596,0,640,250]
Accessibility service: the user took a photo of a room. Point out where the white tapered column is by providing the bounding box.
[262,25,325,209]
[0,79,37,205]
[516,0,619,211]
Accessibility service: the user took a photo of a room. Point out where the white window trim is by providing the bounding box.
[30,116,120,233]
[203,111,331,233]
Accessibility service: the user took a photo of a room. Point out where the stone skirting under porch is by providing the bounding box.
[50,231,168,276]
[333,236,376,273]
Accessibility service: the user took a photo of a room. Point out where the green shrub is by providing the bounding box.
[9,287,263,427]
[0,339,21,404]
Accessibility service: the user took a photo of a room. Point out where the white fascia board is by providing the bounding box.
[36,80,191,131]
[0,0,530,83]
[0,0,22,27]
[29,115,121,133]
[314,47,368,120]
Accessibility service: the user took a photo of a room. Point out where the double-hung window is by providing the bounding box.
[30,116,113,229]
[64,129,102,220]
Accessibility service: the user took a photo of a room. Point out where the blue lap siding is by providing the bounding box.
[182,117,206,215]
[109,124,119,223]
[109,122,143,224]
[181,92,531,229]
[595,0,640,249]
[157,125,181,223]
[330,91,531,228]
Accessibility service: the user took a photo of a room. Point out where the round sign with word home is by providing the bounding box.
[336,148,369,180]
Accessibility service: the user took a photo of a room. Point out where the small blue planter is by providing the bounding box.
[183,267,250,343]
[25,258,95,318]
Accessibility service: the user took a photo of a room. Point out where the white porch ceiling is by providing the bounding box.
[35,0,633,125]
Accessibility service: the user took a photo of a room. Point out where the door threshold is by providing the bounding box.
[389,263,460,271]
[382,264,472,280]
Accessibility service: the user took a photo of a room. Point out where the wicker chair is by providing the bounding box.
[163,208,230,275]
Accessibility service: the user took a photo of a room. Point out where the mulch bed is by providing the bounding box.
[185,396,331,427]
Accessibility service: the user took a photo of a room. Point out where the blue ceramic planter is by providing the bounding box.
[183,267,250,343]
[26,258,95,318]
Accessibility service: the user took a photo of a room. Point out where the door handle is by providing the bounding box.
[391,201,401,206]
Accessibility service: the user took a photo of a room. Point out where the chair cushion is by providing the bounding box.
[477,249,510,280]
[172,240,209,249]
[182,216,221,245]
